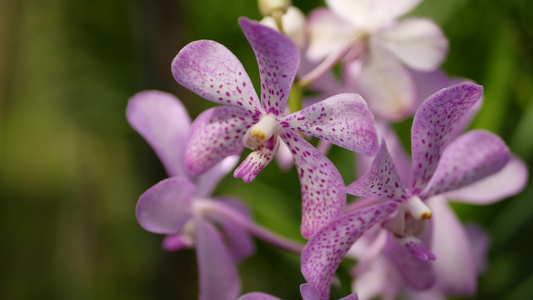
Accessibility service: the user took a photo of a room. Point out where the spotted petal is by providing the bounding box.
[346,141,409,201]
[195,216,241,300]
[234,136,279,182]
[239,18,299,116]
[126,90,191,178]
[280,130,346,238]
[281,93,379,156]
[301,201,399,299]
[172,40,262,115]
[136,177,195,234]
[445,155,528,205]
[184,106,256,175]
[420,130,510,199]
[410,83,483,194]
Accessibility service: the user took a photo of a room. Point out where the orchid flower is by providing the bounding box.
[127,91,303,300]
[172,17,379,238]
[304,0,448,120]
[300,83,513,298]
[238,283,358,300]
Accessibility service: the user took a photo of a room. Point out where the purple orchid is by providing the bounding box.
[300,83,513,299]
[172,17,379,238]
[305,0,448,120]
[127,91,303,300]
[238,283,358,300]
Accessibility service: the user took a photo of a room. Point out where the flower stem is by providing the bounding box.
[198,199,304,254]
[298,31,367,88]
[288,82,303,113]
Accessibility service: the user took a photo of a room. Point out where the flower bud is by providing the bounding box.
[258,0,290,17]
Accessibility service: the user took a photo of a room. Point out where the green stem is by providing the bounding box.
[288,82,303,113]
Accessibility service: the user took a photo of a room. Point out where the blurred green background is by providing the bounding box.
[1,0,532,299]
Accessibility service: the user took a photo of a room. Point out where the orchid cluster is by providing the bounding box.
[127,1,528,299]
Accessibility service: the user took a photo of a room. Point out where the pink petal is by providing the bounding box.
[301,201,399,299]
[184,106,256,175]
[260,6,307,50]
[326,0,423,29]
[209,200,256,263]
[136,177,195,234]
[351,255,399,300]
[379,18,448,72]
[357,39,417,121]
[275,139,295,172]
[195,155,240,198]
[281,93,379,156]
[420,130,510,199]
[427,196,477,296]
[239,18,299,116]
[234,136,279,182]
[195,216,241,300]
[306,8,356,62]
[279,130,346,238]
[410,83,483,194]
[444,155,528,204]
[384,233,435,291]
[238,293,281,300]
[300,283,321,300]
[126,90,191,178]
[161,233,194,251]
[172,40,263,115]
[346,141,409,201]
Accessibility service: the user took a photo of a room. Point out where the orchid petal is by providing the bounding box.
[346,141,409,201]
[234,136,279,182]
[465,223,490,274]
[161,233,194,252]
[238,293,281,300]
[136,177,195,234]
[427,196,477,295]
[410,83,483,194]
[210,205,256,263]
[184,106,255,175]
[379,18,448,71]
[301,201,399,299]
[281,93,379,156]
[239,18,299,116]
[172,40,262,115]
[357,39,417,120]
[280,130,346,238]
[420,130,510,199]
[306,8,356,62]
[378,123,412,183]
[195,216,241,300]
[275,139,295,172]
[326,0,423,29]
[195,155,240,198]
[126,90,191,178]
[445,155,528,204]
[300,283,321,300]
[384,233,435,291]
[352,256,399,300]
[410,69,451,108]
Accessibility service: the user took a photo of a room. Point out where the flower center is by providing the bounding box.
[244,114,280,150]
